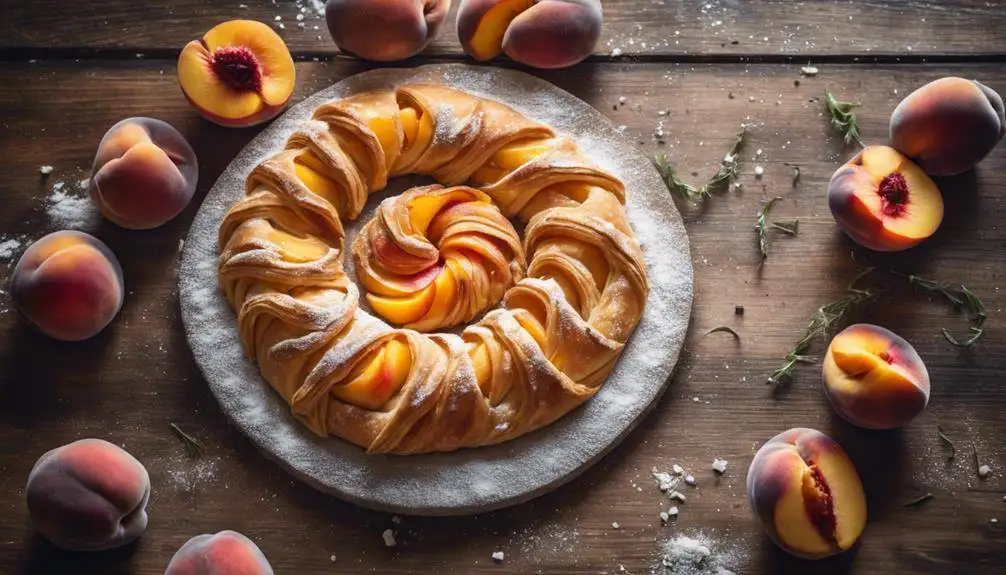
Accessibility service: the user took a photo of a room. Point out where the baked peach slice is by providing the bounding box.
[178,20,295,127]
[891,77,1005,176]
[458,0,602,68]
[823,324,930,429]
[747,428,867,559]
[828,145,943,251]
[332,339,412,409]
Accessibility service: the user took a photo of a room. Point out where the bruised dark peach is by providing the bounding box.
[890,77,1005,176]
[165,530,274,575]
[325,0,452,62]
[26,439,150,551]
[90,117,198,229]
[10,231,124,341]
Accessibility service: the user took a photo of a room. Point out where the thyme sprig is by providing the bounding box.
[654,128,747,202]
[768,267,879,385]
[757,197,783,260]
[771,220,800,235]
[825,91,865,147]
[170,423,205,458]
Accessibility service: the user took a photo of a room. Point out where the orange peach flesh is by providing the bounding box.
[331,339,411,410]
[468,0,536,61]
[855,146,942,239]
[178,20,294,124]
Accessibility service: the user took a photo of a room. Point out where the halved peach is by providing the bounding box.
[828,145,944,252]
[747,428,867,559]
[823,324,930,429]
[178,20,295,127]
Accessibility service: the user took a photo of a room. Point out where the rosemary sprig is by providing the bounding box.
[825,91,865,147]
[898,273,988,348]
[768,267,878,385]
[653,127,747,202]
[706,326,741,339]
[771,220,800,235]
[757,197,784,260]
[170,423,205,458]
[937,426,956,462]
[903,493,934,507]
[699,128,747,195]
[654,155,704,202]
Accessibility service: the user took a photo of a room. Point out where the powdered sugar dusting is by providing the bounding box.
[654,531,745,575]
[46,179,100,230]
[179,64,692,515]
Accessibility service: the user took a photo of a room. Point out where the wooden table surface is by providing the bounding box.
[1,1,1004,574]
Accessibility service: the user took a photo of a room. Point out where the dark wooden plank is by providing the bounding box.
[0,59,1004,574]
[3,0,1006,57]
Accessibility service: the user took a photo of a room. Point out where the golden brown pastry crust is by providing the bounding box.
[218,84,649,454]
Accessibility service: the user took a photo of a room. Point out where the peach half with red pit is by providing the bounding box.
[823,323,930,430]
[747,428,867,559]
[828,145,944,252]
[178,20,295,127]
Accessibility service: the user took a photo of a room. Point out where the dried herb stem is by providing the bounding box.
[706,326,741,339]
[897,272,988,348]
[654,127,747,202]
[903,493,934,507]
[825,91,865,147]
[937,426,957,462]
[768,267,878,385]
[771,220,800,235]
[170,423,205,458]
[757,197,783,260]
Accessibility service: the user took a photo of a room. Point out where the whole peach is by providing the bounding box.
[823,324,930,429]
[828,145,943,252]
[10,231,124,341]
[90,117,198,229]
[891,77,1005,176]
[26,439,150,551]
[165,530,274,575]
[747,428,867,559]
[458,0,602,69]
[326,0,452,61]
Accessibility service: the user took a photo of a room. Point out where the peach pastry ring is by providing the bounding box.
[218,85,649,454]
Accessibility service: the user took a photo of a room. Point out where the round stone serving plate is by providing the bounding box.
[179,63,693,516]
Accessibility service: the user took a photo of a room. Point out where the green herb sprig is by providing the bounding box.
[757,197,783,260]
[825,91,865,147]
[654,128,747,202]
[170,423,205,458]
[897,273,988,348]
[768,268,879,385]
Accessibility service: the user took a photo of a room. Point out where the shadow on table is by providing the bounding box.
[17,533,138,575]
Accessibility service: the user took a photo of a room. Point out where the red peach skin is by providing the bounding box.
[26,439,150,551]
[747,428,867,559]
[10,231,124,341]
[326,0,452,62]
[890,77,1005,176]
[457,0,602,68]
[90,117,198,230]
[823,324,930,429]
[165,530,274,575]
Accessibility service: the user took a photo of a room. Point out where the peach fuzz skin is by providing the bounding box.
[828,145,944,252]
[891,77,1005,176]
[26,439,150,551]
[823,324,930,430]
[325,0,452,62]
[747,428,867,560]
[90,117,198,230]
[178,20,295,127]
[457,0,602,69]
[165,530,274,575]
[10,231,124,342]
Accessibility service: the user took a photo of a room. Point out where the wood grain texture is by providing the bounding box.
[3,0,1006,57]
[0,58,1003,574]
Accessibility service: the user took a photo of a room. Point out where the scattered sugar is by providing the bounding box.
[46,179,100,230]
[39,165,53,175]
[491,551,505,563]
[164,456,220,492]
[382,529,397,547]
[712,459,728,474]
[979,464,992,478]
[656,532,742,575]
[0,237,23,262]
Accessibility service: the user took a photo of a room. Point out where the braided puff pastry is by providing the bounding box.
[218,84,648,454]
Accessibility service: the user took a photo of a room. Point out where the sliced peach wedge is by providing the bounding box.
[178,20,295,128]
[332,340,412,411]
